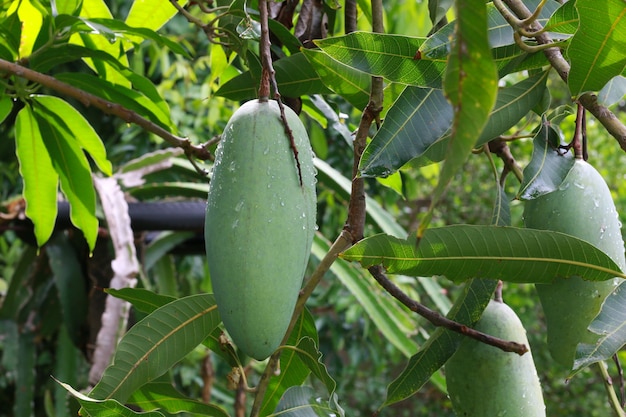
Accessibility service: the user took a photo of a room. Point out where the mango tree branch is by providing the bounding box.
[0,58,213,161]
[344,0,385,243]
[368,265,529,355]
[501,0,626,152]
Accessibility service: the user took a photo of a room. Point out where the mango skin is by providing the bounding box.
[204,99,316,360]
[446,300,546,417]
[523,159,625,368]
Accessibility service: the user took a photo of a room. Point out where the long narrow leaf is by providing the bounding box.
[14,104,59,247]
[33,103,98,250]
[341,225,625,283]
[89,294,221,403]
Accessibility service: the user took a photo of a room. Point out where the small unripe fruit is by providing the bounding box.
[446,299,546,417]
[205,99,316,360]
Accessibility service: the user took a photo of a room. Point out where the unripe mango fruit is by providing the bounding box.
[446,299,546,417]
[204,99,316,360]
[523,159,625,368]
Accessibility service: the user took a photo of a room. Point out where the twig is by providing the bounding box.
[488,138,524,183]
[614,354,625,408]
[502,0,626,153]
[368,265,528,355]
[597,361,626,417]
[0,59,213,162]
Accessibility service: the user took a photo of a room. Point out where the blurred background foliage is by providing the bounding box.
[1,0,626,416]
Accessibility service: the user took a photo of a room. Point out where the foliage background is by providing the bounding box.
[1,0,626,416]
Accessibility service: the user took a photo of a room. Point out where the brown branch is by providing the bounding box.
[344,0,385,243]
[488,138,523,183]
[368,265,528,355]
[502,0,626,153]
[0,59,213,161]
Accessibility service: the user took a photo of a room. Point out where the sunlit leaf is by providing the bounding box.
[417,0,498,236]
[517,118,574,200]
[15,104,58,247]
[567,0,626,97]
[341,225,625,283]
[126,0,187,32]
[89,294,221,403]
[32,102,98,251]
[32,95,112,175]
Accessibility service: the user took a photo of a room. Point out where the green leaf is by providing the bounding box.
[293,338,337,396]
[15,104,59,247]
[105,288,176,314]
[58,379,165,417]
[574,280,626,371]
[341,225,625,283]
[359,87,453,177]
[418,0,498,236]
[32,95,112,175]
[89,294,221,403]
[312,234,419,357]
[260,309,318,416]
[363,72,547,175]
[598,75,626,107]
[273,386,344,417]
[15,326,36,417]
[215,53,333,100]
[126,0,187,32]
[517,118,574,200]
[0,94,12,124]
[315,32,445,87]
[429,0,453,26]
[32,102,98,251]
[86,17,189,57]
[544,0,579,35]
[54,72,173,130]
[71,0,130,87]
[382,278,497,407]
[128,380,230,417]
[301,48,371,110]
[47,233,88,344]
[567,0,626,97]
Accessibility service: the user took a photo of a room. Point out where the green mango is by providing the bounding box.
[205,99,316,360]
[446,299,546,417]
[523,159,625,368]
